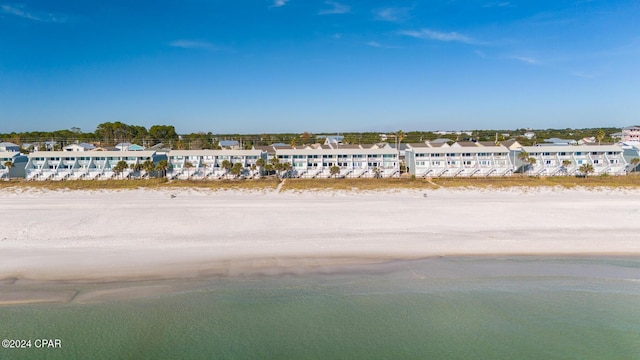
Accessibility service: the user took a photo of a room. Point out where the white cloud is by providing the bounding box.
[399,29,478,45]
[318,1,350,15]
[511,56,538,64]
[270,0,290,8]
[374,7,410,22]
[169,40,218,50]
[1,4,65,22]
[366,41,399,49]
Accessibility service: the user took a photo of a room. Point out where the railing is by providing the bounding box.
[384,169,399,178]
[549,166,565,176]
[482,167,496,177]
[352,168,368,178]
[308,169,322,178]
[533,166,546,176]
[340,169,352,178]
[468,168,481,177]
[500,168,513,176]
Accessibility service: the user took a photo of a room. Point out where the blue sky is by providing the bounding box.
[1,0,639,134]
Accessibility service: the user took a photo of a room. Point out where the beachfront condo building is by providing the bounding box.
[515,145,627,176]
[1,152,28,179]
[24,151,165,180]
[621,143,640,172]
[274,147,400,178]
[405,143,513,177]
[166,150,267,179]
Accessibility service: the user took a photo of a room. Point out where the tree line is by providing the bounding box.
[1,121,620,150]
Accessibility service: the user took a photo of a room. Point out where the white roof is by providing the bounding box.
[406,145,509,154]
[28,151,157,158]
[275,148,398,155]
[0,151,21,159]
[169,150,263,156]
[521,145,623,153]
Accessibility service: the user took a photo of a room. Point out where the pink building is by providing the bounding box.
[622,126,640,142]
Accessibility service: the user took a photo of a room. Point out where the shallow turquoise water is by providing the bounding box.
[2,257,640,359]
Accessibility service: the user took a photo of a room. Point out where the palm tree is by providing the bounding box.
[561,159,572,175]
[270,155,281,179]
[3,160,13,178]
[528,157,537,175]
[156,160,169,178]
[596,129,605,145]
[373,167,381,179]
[330,165,340,178]
[579,163,595,177]
[517,151,530,175]
[184,161,194,179]
[264,163,274,177]
[282,162,292,178]
[397,130,405,145]
[631,158,640,173]
[274,161,284,179]
[255,158,266,177]
[113,160,129,179]
[129,163,143,179]
[230,162,244,178]
[221,160,232,178]
[143,160,155,178]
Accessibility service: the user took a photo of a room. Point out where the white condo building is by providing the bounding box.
[275,147,400,178]
[24,151,162,180]
[166,150,266,179]
[1,152,28,179]
[405,143,513,177]
[516,145,627,176]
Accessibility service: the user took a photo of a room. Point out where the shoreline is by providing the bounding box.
[2,254,639,306]
[2,187,640,304]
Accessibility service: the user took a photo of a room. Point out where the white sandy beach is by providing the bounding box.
[1,186,639,285]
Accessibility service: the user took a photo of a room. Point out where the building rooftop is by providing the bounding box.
[453,141,480,147]
[520,145,623,153]
[219,140,240,147]
[477,141,499,147]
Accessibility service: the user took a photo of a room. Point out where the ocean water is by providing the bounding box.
[2,257,640,359]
